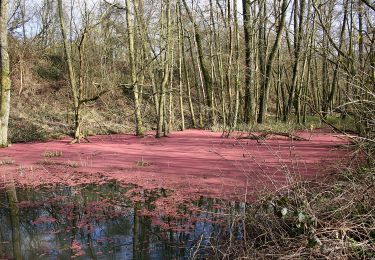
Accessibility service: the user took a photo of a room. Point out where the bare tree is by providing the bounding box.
[57,0,109,143]
[257,0,289,123]
[125,0,144,136]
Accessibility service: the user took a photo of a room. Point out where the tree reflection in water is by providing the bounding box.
[0,182,232,259]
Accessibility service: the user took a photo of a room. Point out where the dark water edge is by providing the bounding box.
[0,182,244,259]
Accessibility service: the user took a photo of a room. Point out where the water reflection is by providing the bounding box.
[0,182,232,259]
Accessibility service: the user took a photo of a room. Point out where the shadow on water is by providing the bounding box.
[0,182,243,259]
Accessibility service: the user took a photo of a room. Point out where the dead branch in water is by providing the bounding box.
[237,132,309,141]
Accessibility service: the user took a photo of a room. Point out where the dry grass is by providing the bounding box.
[203,165,375,259]
[42,151,63,158]
[0,159,15,166]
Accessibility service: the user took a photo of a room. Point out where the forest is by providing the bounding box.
[0,0,374,259]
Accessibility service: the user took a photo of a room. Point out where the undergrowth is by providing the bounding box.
[205,165,375,259]
[212,115,357,136]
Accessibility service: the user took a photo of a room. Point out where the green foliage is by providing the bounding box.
[33,54,65,86]
[35,66,63,81]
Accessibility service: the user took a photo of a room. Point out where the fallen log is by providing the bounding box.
[238,131,309,141]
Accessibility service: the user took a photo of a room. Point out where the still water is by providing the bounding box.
[0,182,234,259]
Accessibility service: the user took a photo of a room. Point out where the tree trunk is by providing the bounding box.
[157,0,172,138]
[233,0,240,129]
[257,0,288,123]
[177,2,185,130]
[125,0,144,136]
[243,0,254,124]
[182,0,214,126]
[0,0,11,147]
[284,0,305,122]
[57,0,82,142]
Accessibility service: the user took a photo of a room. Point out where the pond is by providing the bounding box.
[0,182,240,259]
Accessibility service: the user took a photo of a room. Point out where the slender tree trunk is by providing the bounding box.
[168,45,174,133]
[180,11,196,128]
[126,0,144,136]
[0,0,11,147]
[188,34,203,127]
[177,2,185,130]
[182,0,214,126]
[157,0,172,138]
[226,1,234,125]
[257,0,289,123]
[57,0,82,142]
[326,0,348,113]
[135,0,159,116]
[243,0,254,124]
[233,0,240,128]
[284,0,305,121]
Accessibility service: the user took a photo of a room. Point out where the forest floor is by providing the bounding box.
[0,129,352,204]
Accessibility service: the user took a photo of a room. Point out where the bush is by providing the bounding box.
[206,165,375,259]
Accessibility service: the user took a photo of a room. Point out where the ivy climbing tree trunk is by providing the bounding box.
[0,0,11,147]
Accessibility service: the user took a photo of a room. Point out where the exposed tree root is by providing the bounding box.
[70,136,90,144]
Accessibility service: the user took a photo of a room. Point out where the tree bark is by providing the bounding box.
[243,0,254,124]
[182,0,214,126]
[257,0,289,123]
[0,0,11,147]
[284,0,305,121]
[125,0,144,136]
[57,0,82,142]
[157,0,172,138]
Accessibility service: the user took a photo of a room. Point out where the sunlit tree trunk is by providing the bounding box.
[232,0,240,129]
[126,0,144,136]
[243,0,254,124]
[182,0,214,126]
[179,3,196,128]
[57,0,82,142]
[284,0,305,122]
[0,0,11,147]
[157,0,172,138]
[177,1,185,131]
[226,1,234,125]
[135,0,159,117]
[257,0,288,123]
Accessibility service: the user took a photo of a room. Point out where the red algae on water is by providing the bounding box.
[0,130,351,205]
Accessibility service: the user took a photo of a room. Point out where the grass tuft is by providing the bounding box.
[43,151,63,158]
[136,158,151,167]
[0,159,15,166]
